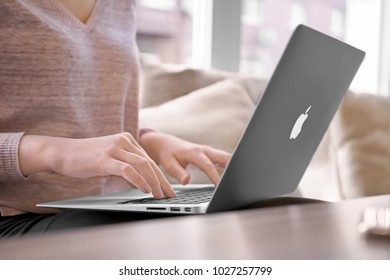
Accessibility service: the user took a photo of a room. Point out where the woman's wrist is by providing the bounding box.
[18,135,59,176]
[138,130,164,164]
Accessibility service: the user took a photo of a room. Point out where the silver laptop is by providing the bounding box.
[37,25,365,214]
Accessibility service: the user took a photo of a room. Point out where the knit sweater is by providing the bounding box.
[0,0,140,215]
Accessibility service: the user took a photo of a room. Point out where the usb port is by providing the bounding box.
[170,207,180,212]
[184,208,191,212]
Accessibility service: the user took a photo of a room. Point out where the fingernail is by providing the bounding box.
[155,190,164,199]
[144,184,152,193]
[141,187,151,194]
[169,188,176,198]
[181,174,190,184]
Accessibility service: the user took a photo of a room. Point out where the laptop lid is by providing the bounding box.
[206,25,365,213]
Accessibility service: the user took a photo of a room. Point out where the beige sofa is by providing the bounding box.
[139,54,390,202]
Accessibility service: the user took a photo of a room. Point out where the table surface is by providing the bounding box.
[0,195,389,259]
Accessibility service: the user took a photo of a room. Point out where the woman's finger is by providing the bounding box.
[149,160,177,197]
[203,146,231,168]
[162,156,191,185]
[103,158,152,194]
[114,133,173,198]
[113,150,165,197]
[180,150,221,185]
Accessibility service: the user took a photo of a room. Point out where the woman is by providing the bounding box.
[0,0,230,237]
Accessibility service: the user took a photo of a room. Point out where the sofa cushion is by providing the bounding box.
[139,54,233,108]
[331,92,390,198]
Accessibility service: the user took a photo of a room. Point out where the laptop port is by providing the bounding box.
[146,207,166,211]
[184,208,191,212]
[170,207,181,212]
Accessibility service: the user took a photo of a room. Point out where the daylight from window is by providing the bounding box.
[136,0,385,94]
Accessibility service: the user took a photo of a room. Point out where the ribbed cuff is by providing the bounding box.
[0,132,27,182]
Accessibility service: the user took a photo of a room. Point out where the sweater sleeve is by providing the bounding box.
[0,132,26,182]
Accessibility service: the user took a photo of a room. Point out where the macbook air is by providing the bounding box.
[37,25,365,214]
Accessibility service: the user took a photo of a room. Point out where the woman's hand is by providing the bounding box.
[139,131,231,185]
[18,133,175,199]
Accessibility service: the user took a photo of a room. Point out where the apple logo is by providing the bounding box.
[290,105,311,140]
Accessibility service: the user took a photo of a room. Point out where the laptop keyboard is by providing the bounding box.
[118,187,215,205]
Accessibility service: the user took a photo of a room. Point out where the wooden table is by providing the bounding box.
[0,195,389,259]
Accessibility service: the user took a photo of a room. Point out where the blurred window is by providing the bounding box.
[242,0,264,25]
[136,0,386,94]
[139,0,176,11]
[136,0,193,64]
[240,0,347,79]
[330,9,345,37]
[289,2,307,29]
